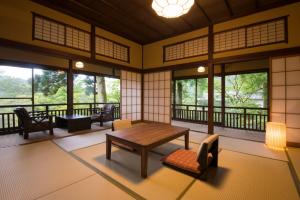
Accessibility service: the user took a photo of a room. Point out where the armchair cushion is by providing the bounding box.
[162,149,213,174]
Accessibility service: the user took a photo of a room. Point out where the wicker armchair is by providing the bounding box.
[14,107,53,139]
[91,104,115,126]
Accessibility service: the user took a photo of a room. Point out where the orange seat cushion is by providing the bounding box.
[162,149,201,174]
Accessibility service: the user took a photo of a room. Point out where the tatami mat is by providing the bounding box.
[73,143,195,200]
[0,141,95,200]
[177,131,287,161]
[181,150,299,200]
[287,147,300,181]
[38,174,134,200]
[219,136,287,161]
[0,124,109,148]
[53,129,109,152]
[172,120,265,142]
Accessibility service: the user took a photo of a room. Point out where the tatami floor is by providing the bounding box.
[172,120,266,142]
[0,123,299,200]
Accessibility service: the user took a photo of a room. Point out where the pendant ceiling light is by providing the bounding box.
[152,0,195,18]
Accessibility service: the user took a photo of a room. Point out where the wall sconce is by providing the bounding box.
[75,61,84,69]
[197,66,205,73]
[266,122,286,150]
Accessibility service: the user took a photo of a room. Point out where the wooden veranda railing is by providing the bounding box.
[0,102,120,135]
[172,104,268,131]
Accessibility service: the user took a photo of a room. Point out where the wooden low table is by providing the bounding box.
[55,115,91,133]
[106,123,189,178]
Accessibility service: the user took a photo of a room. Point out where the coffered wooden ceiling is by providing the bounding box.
[33,0,299,44]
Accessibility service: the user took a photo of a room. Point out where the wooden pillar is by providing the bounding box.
[207,24,214,134]
[90,25,96,60]
[221,64,226,127]
[172,71,176,119]
[31,67,35,113]
[67,60,73,115]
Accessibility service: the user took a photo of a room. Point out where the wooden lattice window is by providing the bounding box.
[34,15,65,45]
[214,28,246,52]
[164,36,208,62]
[66,27,90,51]
[247,18,286,47]
[33,13,91,51]
[96,36,130,63]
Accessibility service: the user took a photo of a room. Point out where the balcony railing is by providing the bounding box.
[172,104,268,132]
[0,103,120,135]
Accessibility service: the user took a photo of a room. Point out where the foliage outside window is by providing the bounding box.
[34,69,67,111]
[174,72,268,111]
[0,65,32,113]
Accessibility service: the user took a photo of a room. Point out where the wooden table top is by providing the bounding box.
[106,123,189,147]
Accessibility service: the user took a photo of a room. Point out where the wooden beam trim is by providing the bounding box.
[224,0,234,16]
[0,38,142,73]
[195,1,211,24]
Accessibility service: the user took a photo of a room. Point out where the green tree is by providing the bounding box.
[34,70,66,96]
[224,73,267,107]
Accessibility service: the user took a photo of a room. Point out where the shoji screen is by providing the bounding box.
[144,71,171,123]
[121,70,142,121]
[271,56,300,145]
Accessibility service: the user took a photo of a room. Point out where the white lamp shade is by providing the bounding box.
[197,66,205,73]
[152,0,194,18]
[266,122,286,150]
[75,61,84,69]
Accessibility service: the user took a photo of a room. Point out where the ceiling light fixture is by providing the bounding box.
[152,0,195,18]
[75,61,84,69]
[197,66,205,73]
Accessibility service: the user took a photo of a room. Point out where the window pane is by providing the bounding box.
[95,76,120,103]
[0,65,32,113]
[196,77,222,106]
[34,68,67,111]
[175,79,196,105]
[0,65,32,98]
[73,74,95,104]
[225,73,268,108]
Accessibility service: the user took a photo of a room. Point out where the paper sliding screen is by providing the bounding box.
[121,70,142,121]
[143,71,171,124]
[271,56,300,144]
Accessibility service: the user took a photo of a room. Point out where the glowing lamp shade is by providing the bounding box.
[197,66,205,73]
[75,61,84,69]
[266,122,286,150]
[152,0,195,18]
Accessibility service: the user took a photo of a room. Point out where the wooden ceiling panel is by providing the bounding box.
[113,0,175,37]
[76,0,162,42]
[32,0,299,44]
[182,4,210,28]
[197,0,231,23]
[228,0,256,16]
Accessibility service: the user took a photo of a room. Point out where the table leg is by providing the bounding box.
[184,131,189,150]
[141,148,148,178]
[106,135,111,160]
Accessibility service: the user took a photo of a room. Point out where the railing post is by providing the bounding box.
[186,105,189,120]
[89,103,93,115]
[173,104,177,119]
[67,59,74,115]
[45,105,49,116]
[243,108,247,129]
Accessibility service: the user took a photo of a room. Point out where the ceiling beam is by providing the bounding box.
[195,1,212,24]
[224,0,234,16]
